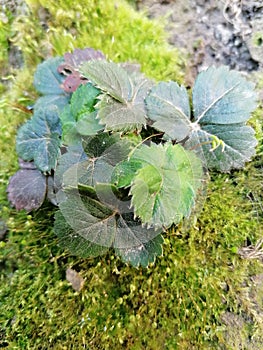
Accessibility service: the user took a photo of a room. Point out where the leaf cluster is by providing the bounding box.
[7,48,258,267]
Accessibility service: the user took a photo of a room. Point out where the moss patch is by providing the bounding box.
[1,1,263,349]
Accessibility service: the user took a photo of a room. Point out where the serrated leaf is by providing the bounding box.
[16,106,62,172]
[7,168,46,211]
[70,83,100,120]
[80,61,153,131]
[54,144,87,191]
[80,61,132,103]
[129,143,203,228]
[145,81,192,141]
[55,188,163,267]
[192,66,257,124]
[60,84,103,144]
[185,66,258,171]
[57,48,105,93]
[54,210,109,258]
[115,233,163,267]
[185,124,258,172]
[76,111,103,136]
[81,134,134,186]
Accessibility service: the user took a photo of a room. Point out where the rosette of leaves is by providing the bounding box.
[7,48,259,267]
[54,133,203,267]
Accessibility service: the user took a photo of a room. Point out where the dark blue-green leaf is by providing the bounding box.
[16,106,62,172]
[192,66,257,124]
[34,57,65,95]
[146,81,191,141]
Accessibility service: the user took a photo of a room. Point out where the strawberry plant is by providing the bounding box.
[7,48,258,267]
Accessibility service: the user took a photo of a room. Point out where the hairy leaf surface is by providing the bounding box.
[185,124,258,171]
[80,61,153,131]
[129,143,203,228]
[7,168,46,211]
[16,106,62,172]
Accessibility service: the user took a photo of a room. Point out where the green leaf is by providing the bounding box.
[115,233,163,268]
[76,111,103,136]
[33,57,69,111]
[185,66,258,171]
[192,66,257,124]
[112,159,143,188]
[60,84,103,144]
[54,210,109,258]
[54,144,87,191]
[145,81,191,141]
[16,106,62,172]
[70,83,100,120]
[129,143,203,228]
[81,134,134,186]
[80,61,153,132]
[185,124,258,172]
[80,61,132,103]
[55,188,163,267]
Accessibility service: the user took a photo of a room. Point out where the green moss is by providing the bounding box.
[1,0,263,349]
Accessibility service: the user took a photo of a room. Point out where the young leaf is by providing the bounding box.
[59,84,103,144]
[16,106,62,172]
[7,168,46,211]
[185,66,258,171]
[112,159,143,188]
[80,61,153,132]
[33,57,69,111]
[145,81,192,141]
[129,143,203,228]
[70,83,100,120]
[115,233,163,268]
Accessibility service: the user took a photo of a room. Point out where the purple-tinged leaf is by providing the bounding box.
[57,48,105,93]
[18,159,37,170]
[58,48,105,74]
[7,169,47,212]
